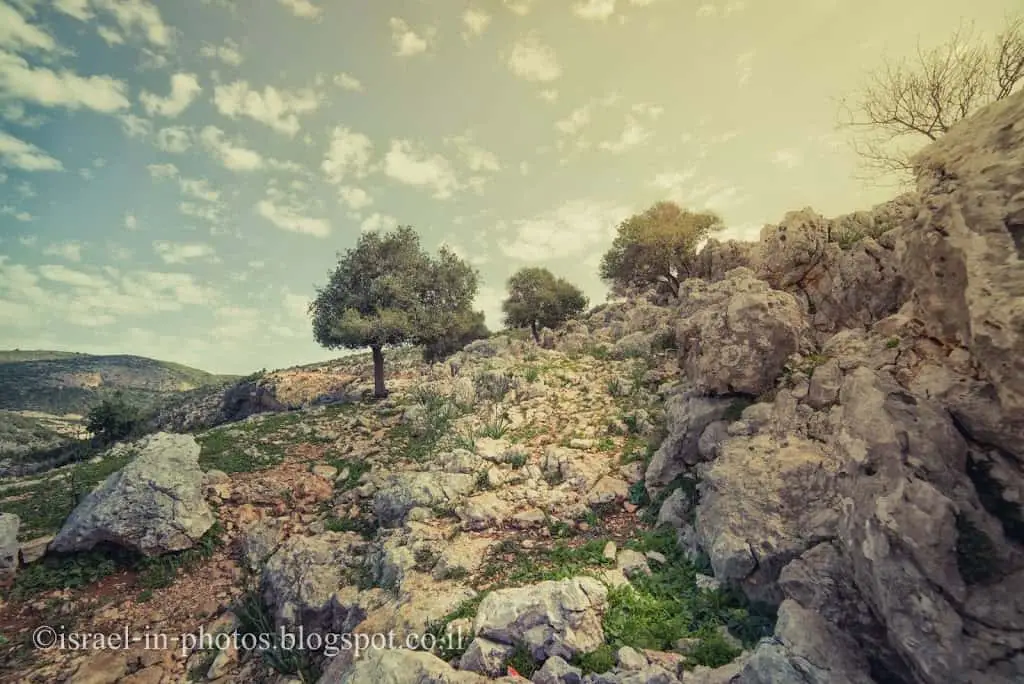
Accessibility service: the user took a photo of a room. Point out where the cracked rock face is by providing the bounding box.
[50,432,215,557]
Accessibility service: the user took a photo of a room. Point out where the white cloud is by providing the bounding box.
[334,72,363,92]
[322,126,373,182]
[91,0,172,48]
[42,241,84,262]
[156,126,191,153]
[96,25,125,45]
[359,212,397,233]
[539,89,558,102]
[598,116,651,153]
[772,148,803,169]
[383,140,460,199]
[462,8,491,39]
[696,0,746,17]
[179,201,225,225]
[0,51,129,112]
[0,131,63,171]
[389,17,433,57]
[199,38,243,65]
[498,199,632,261]
[146,162,179,179]
[142,72,201,116]
[508,34,561,82]
[0,205,33,221]
[556,104,592,135]
[179,177,220,202]
[153,241,218,264]
[654,173,747,213]
[278,0,321,19]
[573,0,617,21]
[124,211,139,230]
[338,185,372,210]
[200,126,264,171]
[119,113,152,138]
[447,135,500,172]
[0,2,57,52]
[735,50,754,87]
[503,0,536,14]
[213,80,320,136]
[651,168,697,190]
[54,0,92,21]
[257,198,330,237]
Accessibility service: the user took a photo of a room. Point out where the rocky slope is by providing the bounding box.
[0,89,1021,684]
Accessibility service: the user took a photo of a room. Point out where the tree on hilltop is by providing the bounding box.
[501,267,588,343]
[837,14,1024,184]
[309,226,482,398]
[599,201,724,298]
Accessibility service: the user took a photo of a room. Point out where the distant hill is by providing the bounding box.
[0,350,238,415]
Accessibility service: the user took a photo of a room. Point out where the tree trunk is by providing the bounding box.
[530,320,540,344]
[371,345,388,398]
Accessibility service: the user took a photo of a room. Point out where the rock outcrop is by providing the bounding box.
[50,433,215,556]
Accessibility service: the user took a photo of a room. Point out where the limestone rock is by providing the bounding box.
[473,577,608,662]
[373,472,476,527]
[51,433,214,556]
[645,391,731,492]
[674,269,810,396]
[0,513,19,576]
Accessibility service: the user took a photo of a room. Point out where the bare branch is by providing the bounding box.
[837,14,1023,184]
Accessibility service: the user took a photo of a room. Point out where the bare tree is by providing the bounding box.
[838,15,1024,185]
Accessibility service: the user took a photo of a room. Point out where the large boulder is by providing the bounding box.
[694,433,843,604]
[674,268,810,396]
[327,647,490,683]
[906,89,1024,436]
[50,433,214,556]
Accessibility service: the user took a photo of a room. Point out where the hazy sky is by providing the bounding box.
[0,0,1017,374]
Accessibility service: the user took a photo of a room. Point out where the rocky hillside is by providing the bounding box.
[0,89,1021,684]
[0,351,236,416]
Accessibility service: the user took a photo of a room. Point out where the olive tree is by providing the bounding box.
[838,14,1023,183]
[598,201,724,298]
[310,226,481,397]
[501,267,588,343]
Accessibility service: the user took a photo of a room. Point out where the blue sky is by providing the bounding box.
[0,0,1017,374]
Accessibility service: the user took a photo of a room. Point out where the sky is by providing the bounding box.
[0,0,1018,375]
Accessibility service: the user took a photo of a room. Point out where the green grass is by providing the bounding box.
[7,523,225,602]
[0,448,137,540]
[601,527,772,668]
[321,455,370,491]
[324,515,377,540]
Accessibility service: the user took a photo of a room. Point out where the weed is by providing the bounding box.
[422,593,488,661]
[479,409,511,439]
[324,516,377,540]
[451,429,477,453]
[506,451,528,470]
[414,547,440,573]
[322,456,370,491]
[507,642,538,678]
[886,337,900,349]
[234,590,321,682]
[475,469,492,490]
[574,644,617,674]
[523,366,541,383]
[473,371,517,403]
[596,437,616,452]
[606,378,624,397]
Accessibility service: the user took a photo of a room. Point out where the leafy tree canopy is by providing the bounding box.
[502,267,588,342]
[598,201,724,298]
[309,225,482,396]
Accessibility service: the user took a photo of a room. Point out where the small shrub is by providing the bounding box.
[234,590,321,681]
[86,391,142,446]
[507,452,528,469]
[886,336,900,349]
[473,370,517,403]
[574,644,617,674]
[523,366,541,383]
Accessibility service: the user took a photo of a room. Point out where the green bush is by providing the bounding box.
[86,391,142,445]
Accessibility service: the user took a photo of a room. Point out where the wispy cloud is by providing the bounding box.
[140,73,201,117]
[389,17,434,57]
[278,0,322,19]
[0,131,63,171]
[213,80,320,136]
[508,34,561,82]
